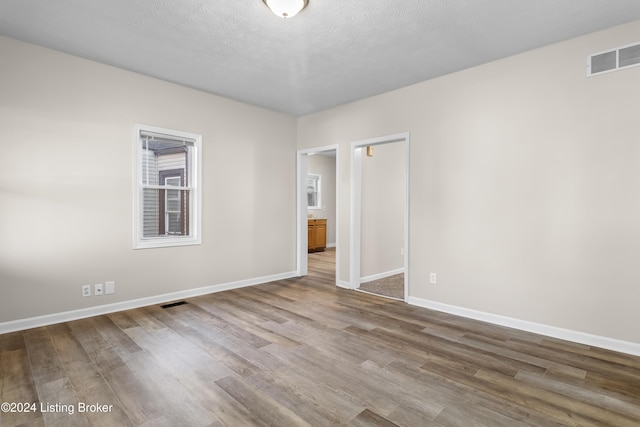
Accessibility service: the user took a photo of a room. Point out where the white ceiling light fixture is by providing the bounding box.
[263,0,308,18]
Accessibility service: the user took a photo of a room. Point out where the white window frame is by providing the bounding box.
[133,124,202,249]
[307,173,322,209]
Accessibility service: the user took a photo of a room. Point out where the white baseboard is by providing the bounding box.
[336,279,352,289]
[0,271,297,335]
[360,268,404,284]
[327,243,336,248]
[408,296,640,357]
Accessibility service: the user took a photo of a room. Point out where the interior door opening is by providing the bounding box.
[297,146,339,283]
[350,133,410,301]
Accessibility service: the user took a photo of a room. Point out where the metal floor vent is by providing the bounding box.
[161,301,188,309]
[588,42,640,76]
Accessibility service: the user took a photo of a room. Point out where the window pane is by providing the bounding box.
[135,124,201,249]
[307,177,316,192]
[142,188,190,238]
[308,192,316,207]
[141,149,158,186]
[167,189,181,211]
[167,213,182,234]
[166,177,180,187]
[142,188,160,238]
[140,135,192,187]
[307,174,320,208]
[165,188,189,236]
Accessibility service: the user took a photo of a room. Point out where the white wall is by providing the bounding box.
[0,36,297,323]
[360,142,405,278]
[307,154,336,245]
[297,20,640,345]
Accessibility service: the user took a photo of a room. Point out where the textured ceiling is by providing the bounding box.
[1,0,640,116]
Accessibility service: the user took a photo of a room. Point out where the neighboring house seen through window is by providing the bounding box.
[134,124,202,249]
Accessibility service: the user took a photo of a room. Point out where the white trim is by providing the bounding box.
[336,279,351,289]
[360,268,404,284]
[297,145,340,285]
[296,151,309,277]
[142,184,194,191]
[350,132,410,302]
[326,243,336,248]
[0,271,296,335]
[133,123,203,250]
[135,235,201,249]
[408,296,640,357]
[356,288,403,301]
[403,135,411,301]
[350,144,362,290]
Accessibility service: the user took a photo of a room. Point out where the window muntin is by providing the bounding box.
[164,176,182,235]
[134,124,201,249]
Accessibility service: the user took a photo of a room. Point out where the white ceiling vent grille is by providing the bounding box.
[587,42,640,76]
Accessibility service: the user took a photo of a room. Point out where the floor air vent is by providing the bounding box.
[588,42,640,76]
[161,301,188,308]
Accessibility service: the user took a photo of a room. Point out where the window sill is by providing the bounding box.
[134,236,202,250]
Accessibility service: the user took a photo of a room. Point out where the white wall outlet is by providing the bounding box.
[94,283,104,296]
[82,285,91,297]
[400,248,404,256]
[430,273,437,285]
[105,281,115,295]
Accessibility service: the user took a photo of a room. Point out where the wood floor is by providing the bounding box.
[2,249,640,426]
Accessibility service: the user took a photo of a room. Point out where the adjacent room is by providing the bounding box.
[2,1,640,425]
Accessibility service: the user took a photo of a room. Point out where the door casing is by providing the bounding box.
[350,133,410,301]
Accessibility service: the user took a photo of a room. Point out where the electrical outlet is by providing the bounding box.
[82,285,91,297]
[430,273,437,285]
[400,248,404,256]
[94,283,104,296]
[105,281,115,295]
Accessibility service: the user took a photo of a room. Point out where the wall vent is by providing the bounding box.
[588,42,640,76]
[160,301,187,309]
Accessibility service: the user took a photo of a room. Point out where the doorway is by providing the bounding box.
[296,145,339,282]
[350,133,410,301]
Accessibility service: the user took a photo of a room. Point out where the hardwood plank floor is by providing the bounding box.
[2,248,640,426]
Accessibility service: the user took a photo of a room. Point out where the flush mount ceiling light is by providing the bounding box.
[263,0,308,18]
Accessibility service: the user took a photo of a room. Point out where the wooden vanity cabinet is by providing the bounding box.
[308,219,327,252]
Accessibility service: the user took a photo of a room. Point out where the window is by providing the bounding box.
[307,174,321,209]
[134,124,202,249]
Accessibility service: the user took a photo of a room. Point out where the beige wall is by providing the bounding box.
[361,142,405,278]
[0,36,297,323]
[307,154,336,245]
[297,20,640,344]
[3,19,640,346]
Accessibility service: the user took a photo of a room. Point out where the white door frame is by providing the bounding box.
[296,145,340,281]
[350,132,410,301]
